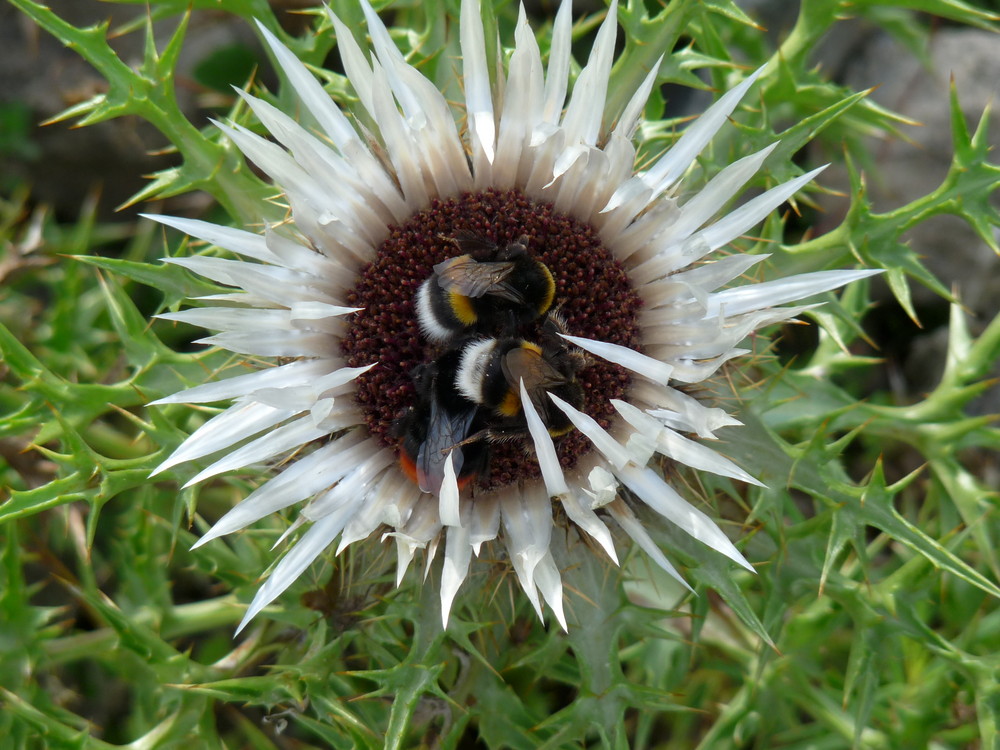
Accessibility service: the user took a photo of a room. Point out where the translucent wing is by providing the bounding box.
[416,396,478,494]
[447,229,501,256]
[501,347,568,413]
[433,255,521,301]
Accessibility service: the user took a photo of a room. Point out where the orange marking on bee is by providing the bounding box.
[399,451,419,484]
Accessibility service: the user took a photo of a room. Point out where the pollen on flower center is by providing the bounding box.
[339,188,642,490]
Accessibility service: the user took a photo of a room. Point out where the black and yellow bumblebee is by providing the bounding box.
[415,231,556,343]
[398,330,585,493]
[453,332,585,441]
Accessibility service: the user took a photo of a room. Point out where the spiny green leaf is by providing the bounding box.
[843,617,884,749]
[608,0,698,120]
[472,678,541,750]
[770,88,871,165]
[296,690,383,748]
[0,689,118,750]
[700,0,761,27]
[820,502,862,596]
[690,551,775,649]
[95,271,176,365]
[727,411,1000,600]
[165,675,299,703]
[64,578,206,678]
[855,0,1000,31]
[962,305,1000,385]
[0,475,89,524]
[846,472,1000,600]
[947,83,1000,254]
[72,254,223,303]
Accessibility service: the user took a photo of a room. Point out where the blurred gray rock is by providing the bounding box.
[834,28,1000,414]
[826,28,1000,323]
[1,0,266,221]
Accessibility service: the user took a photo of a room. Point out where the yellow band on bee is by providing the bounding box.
[538,264,555,315]
[498,388,521,417]
[448,290,478,325]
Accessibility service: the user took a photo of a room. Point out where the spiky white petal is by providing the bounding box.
[149,359,329,406]
[501,485,553,617]
[337,469,418,551]
[157,307,297,332]
[441,522,473,626]
[615,464,754,571]
[143,214,279,264]
[614,57,664,142]
[194,330,335,358]
[605,499,693,592]
[705,269,883,318]
[246,364,375,411]
[630,381,742,438]
[612,399,763,487]
[369,61,430,208]
[551,0,618,179]
[533,551,568,632]
[254,16,412,234]
[236,491,366,633]
[520,379,570,498]
[233,95,394,245]
[190,432,372,547]
[154,401,293,476]
[324,9,375,114]
[547,392,631,470]
[289,302,363,322]
[439,451,463,527]
[606,67,767,216]
[182,416,330,488]
[492,7,544,189]
[461,0,495,167]
[585,464,619,508]
[163,256,340,306]
[558,334,674,385]
[306,452,396,525]
[385,500,443,586]
[560,492,618,563]
[539,0,573,129]
[468,496,501,556]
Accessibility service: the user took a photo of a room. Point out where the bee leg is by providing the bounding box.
[448,429,492,449]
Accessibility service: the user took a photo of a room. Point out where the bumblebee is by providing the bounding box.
[396,348,490,495]
[454,326,585,441]
[415,231,556,343]
[397,322,586,491]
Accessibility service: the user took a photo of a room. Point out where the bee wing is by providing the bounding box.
[447,229,499,256]
[501,347,568,414]
[434,256,522,301]
[416,397,477,494]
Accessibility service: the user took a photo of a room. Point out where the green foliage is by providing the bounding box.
[2,0,998,748]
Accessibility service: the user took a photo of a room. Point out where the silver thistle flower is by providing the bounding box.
[148,0,879,632]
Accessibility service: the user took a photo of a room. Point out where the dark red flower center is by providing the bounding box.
[340,188,642,490]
